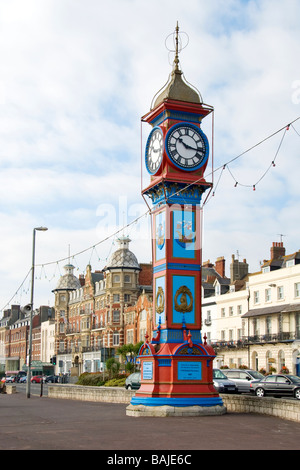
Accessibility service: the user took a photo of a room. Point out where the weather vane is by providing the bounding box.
[165,22,189,69]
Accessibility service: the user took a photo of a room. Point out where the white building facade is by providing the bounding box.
[210,243,300,375]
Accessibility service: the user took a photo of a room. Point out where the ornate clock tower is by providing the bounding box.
[126,25,226,417]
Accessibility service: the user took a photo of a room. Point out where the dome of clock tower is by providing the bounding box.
[152,24,202,109]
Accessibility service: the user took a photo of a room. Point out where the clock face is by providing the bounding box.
[166,123,209,171]
[145,127,163,175]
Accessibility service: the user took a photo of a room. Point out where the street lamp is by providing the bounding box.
[26,226,48,398]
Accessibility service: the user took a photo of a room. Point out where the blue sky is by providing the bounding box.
[0,0,300,312]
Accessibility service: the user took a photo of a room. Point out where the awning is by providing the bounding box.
[242,303,300,318]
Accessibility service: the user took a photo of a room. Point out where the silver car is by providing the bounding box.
[222,369,264,393]
[213,369,238,394]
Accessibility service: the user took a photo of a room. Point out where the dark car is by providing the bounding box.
[250,374,300,400]
[213,369,238,394]
[222,369,264,393]
[16,371,27,382]
[125,372,141,390]
[45,375,59,383]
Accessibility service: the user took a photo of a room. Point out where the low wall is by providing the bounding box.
[2,384,17,394]
[221,393,300,423]
[48,384,135,403]
[48,385,300,423]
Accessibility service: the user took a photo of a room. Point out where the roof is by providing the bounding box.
[242,303,300,318]
[152,68,202,109]
[53,264,81,291]
[104,237,140,271]
[151,23,202,109]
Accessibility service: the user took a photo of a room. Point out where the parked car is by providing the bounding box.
[222,369,265,393]
[125,372,141,390]
[31,375,44,383]
[5,376,16,383]
[15,371,27,382]
[250,374,300,400]
[213,369,238,393]
[19,376,27,383]
[45,375,59,383]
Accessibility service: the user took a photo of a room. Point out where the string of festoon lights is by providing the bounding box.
[1,116,300,313]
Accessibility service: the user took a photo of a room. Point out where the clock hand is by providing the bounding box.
[178,137,196,151]
[178,137,204,153]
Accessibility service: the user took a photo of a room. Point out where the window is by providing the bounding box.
[252,318,259,336]
[254,291,260,304]
[124,275,131,283]
[295,283,300,298]
[221,308,225,317]
[140,309,146,321]
[127,330,133,343]
[265,375,276,382]
[113,333,120,346]
[124,294,131,303]
[296,313,300,339]
[113,294,120,303]
[266,316,272,335]
[286,259,295,267]
[265,288,271,302]
[277,286,284,300]
[113,310,120,323]
[237,305,242,315]
[276,375,288,383]
[140,328,146,341]
[113,275,120,283]
[229,306,233,316]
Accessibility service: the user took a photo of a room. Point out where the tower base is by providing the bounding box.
[126,403,227,418]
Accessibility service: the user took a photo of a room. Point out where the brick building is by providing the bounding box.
[52,236,152,375]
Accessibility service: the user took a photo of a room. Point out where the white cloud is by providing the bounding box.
[0,0,300,310]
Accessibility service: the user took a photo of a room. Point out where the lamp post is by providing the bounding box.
[26,226,48,398]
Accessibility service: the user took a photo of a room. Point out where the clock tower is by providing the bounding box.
[126,25,226,417]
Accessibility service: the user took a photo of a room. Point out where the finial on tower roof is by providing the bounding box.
[151,23,202,109]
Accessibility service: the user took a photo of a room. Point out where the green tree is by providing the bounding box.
[117,342,143,372]
[106,357,120,378]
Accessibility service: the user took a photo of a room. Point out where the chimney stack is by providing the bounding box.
[270,242,285,260]
[215,256,225,278]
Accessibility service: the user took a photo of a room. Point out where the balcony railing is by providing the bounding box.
[212,331,300,350]
[245,331,298,344]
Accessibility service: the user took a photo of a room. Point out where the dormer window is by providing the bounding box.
[286,259,295,267]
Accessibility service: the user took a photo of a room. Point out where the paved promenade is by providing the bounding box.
[1,391,300,452]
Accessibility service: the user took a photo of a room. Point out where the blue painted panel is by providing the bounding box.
[155,275,165,326]
[155,210,166,262]
[142,362,153,380]
[172,275,195,325]
[172,209,195,259]
[130,396,224,407]
[178,361,202,380]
